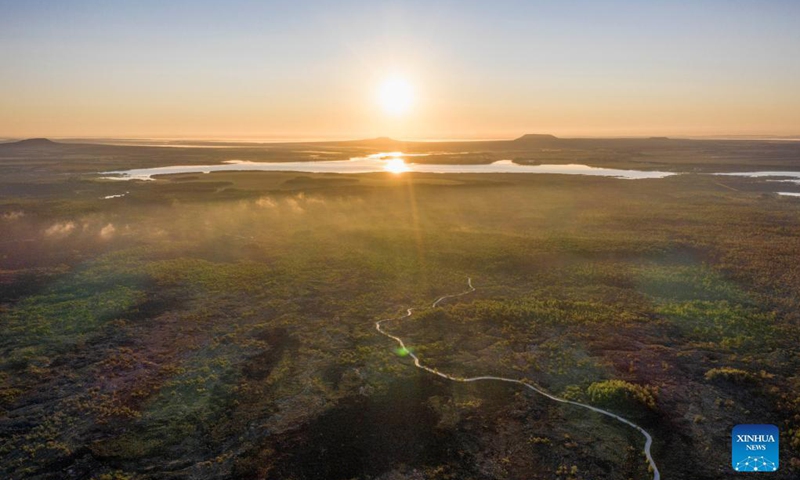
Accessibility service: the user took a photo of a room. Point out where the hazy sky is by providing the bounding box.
[1,0,799,139]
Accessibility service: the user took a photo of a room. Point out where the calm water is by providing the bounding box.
[717,171,800,196]
[717,171,800,183]
[101,153,676,180]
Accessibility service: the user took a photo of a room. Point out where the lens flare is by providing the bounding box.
[384,158,409,174]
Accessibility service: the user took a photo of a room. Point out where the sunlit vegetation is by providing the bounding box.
[704,367,756,384]
[1,140,800,478]
[586,379,658,411]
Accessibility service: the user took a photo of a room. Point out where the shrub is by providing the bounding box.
[704,367,755,384]
[587,379,658,410]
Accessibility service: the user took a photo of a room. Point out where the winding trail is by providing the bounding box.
[376,278,660,480]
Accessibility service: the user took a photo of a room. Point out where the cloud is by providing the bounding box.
[2,211,24,221]
[255,194,320,213]
[303,194,326,205]
[45,221,76,236]
[285,197,305,214]
[255,197,277,208]
[99,223,116,239]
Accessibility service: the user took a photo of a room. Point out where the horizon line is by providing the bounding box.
[3,133,800,145]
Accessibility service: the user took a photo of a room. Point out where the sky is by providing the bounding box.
[1,0,799,140]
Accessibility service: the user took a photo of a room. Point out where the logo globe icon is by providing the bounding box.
[734,456,777,472]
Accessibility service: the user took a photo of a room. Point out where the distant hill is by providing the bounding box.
[0,138,60,148]
[512,134,559,142]
[320,134,562,151]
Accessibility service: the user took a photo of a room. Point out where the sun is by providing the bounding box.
[378,76,414,116]
[383,158,409,174]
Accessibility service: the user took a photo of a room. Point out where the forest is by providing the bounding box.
[1,139,799,479]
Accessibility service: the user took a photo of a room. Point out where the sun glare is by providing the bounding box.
[378,77,414,116]
[384,158,410,174]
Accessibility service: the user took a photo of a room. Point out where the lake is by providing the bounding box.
[101,153,676,181]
